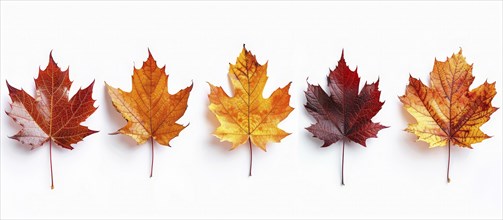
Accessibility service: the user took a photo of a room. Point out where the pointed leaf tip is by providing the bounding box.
[305,50,386,149]
[208,45,293,153]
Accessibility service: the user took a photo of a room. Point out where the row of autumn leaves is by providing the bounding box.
[6,45,498,189]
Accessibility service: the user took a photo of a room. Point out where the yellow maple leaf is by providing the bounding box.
[399,49,497,182]
[106,50,193,177]
[208,45,293,175]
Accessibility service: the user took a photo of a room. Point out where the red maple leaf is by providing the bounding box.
[6,52,97,189]
[305,50,387,185]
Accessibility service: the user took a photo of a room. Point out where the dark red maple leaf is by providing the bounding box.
[6,52,97,189]
[305,50,387,185]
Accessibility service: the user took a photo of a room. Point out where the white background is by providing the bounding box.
[1,1,502,219]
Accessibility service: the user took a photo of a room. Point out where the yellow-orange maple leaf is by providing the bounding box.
[399,49,497,182]
[106,50,192,177]
[208,45,293,175]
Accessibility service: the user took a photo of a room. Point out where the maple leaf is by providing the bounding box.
[305,50,387,185]
[399,49,498,183]
[106,50,193,178]
[6,52,97,189]
[208,45,294,176]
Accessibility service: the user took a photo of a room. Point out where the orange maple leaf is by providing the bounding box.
[106,50,193,177]
[208,45,294,176]
[399,49,498,182]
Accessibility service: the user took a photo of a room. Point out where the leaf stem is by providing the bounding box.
[341,141,345,186]
[447,139,451,183]
[150,137,154,178]
[249,137,253,177]
[49,139,54,190]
